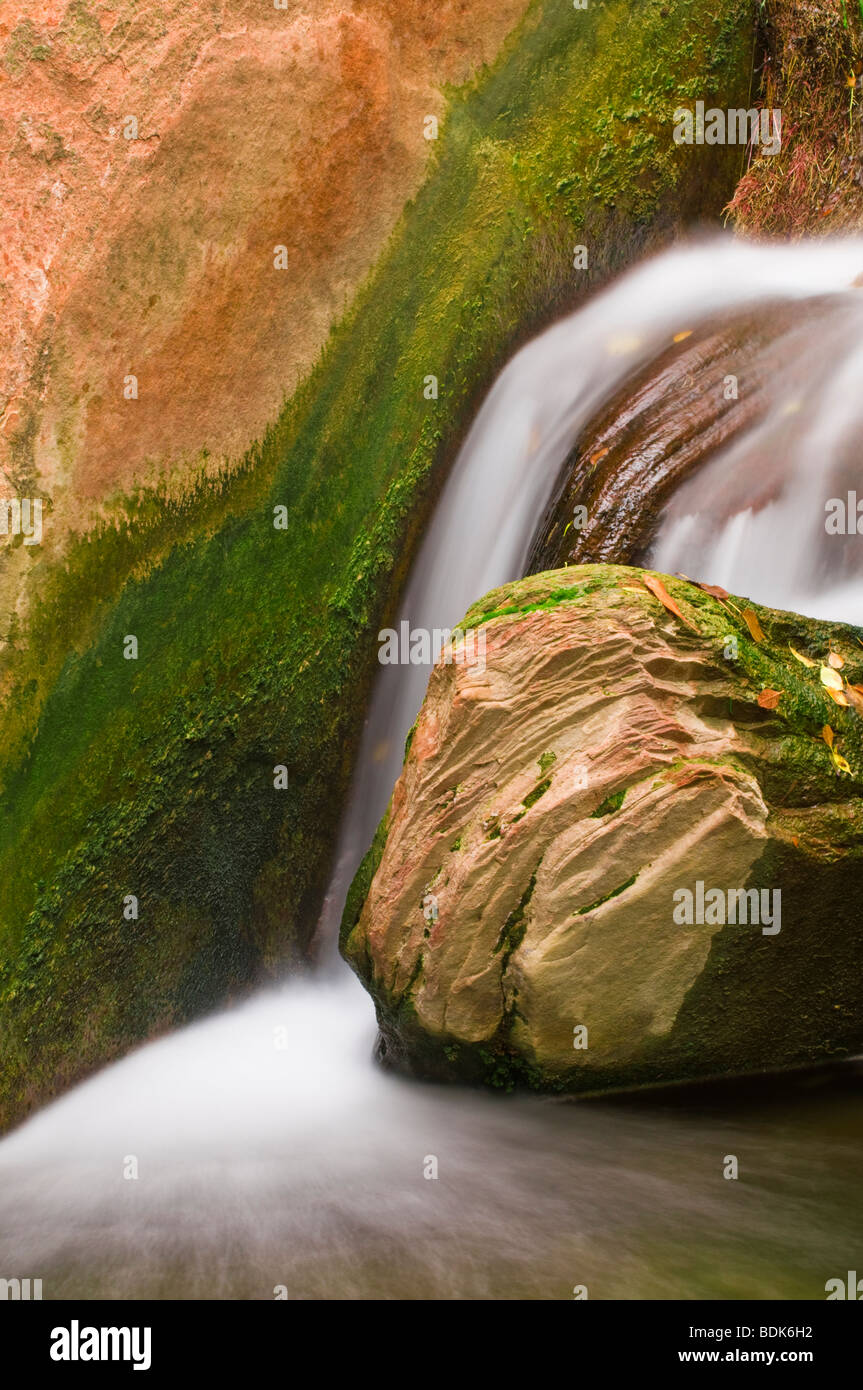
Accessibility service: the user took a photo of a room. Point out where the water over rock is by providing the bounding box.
[342,564,863,1094]
[527,294,861,575]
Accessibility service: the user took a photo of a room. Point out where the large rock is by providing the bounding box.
[342,564,863,1093]
[0,0,529,548]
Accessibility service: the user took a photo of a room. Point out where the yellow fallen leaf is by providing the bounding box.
[673,330,693,343]
[789,645,818,668]
[823,724,834,748]
[831,749,852,775]
[828,651,845,669]
[826,685,850,707]
[742,608,765,643]
[642,573,699,633]
[820,666,844,691]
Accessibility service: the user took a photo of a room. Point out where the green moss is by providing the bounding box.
[523,778,552,809]
[493,870,538,960]
[464,562,863,800]
[575,873,638,916]
[339,810,390,961]
[591,787,626,818]
[4,21,38,76]
[403,717,420,763]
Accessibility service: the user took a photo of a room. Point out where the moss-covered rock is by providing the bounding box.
[342,564,863,1094]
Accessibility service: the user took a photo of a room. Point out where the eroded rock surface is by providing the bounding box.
[0,0,529,509]
[342,564,863,1093]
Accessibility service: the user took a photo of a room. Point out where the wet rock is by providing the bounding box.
[527,297,844,572]
[342,564,863,1094]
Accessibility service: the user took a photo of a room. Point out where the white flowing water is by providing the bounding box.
[3,236,863,1299]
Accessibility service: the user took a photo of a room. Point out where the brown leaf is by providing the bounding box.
[642,574,699,632]
[742,608,766,643]
[844,683,863,713]
[823,724,834,748]
[757,688,782,710]
[694,581,730,599]
[826,685,850,707]
[828,651,845,670]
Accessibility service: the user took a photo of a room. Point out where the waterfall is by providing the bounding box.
[3,235,863,1298]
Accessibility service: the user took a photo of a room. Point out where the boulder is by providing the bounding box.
[342,564,863,1093]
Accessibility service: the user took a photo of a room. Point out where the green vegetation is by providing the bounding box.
[575,872,639,916]
[523,778,552,810]
[463,562,863,795]
[0,0,754,1129]
[728,0,863,234]
[493,869,538,960]
[591,787,627,817]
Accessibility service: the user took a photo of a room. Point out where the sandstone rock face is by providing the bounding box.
[342,565,863,1093]
[0,0,528,510]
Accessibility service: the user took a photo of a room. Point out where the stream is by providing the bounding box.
[2,236,862,1300]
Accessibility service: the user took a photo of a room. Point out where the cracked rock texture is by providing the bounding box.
[342,564,863,1094]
